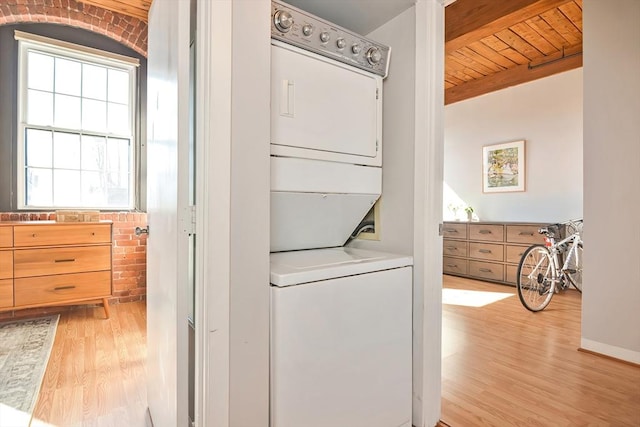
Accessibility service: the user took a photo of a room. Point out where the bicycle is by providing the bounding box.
[516,219,583,312]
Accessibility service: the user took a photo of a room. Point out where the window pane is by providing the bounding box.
[53,169,81,206]
[83,64,107,101]
[28,52,54,92]
[54,94,81,129]
[26,168,53,207]
[82,99,107,132]
[53,132,80,169]
[25,129,53,168]
[55,57,81,96]
[107,171,130,206]
[27,90,53,125]
[106,138,130,173]
[81,135,107,171]
[108,102,130,134]
[108,69,129,104]
[81,171,106,206]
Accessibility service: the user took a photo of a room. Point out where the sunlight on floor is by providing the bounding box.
[442,287,514,307]
[0,403,31,427]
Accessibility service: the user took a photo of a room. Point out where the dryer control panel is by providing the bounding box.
[271,0,391,78]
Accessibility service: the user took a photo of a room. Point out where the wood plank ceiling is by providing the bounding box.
[445,0,583,104]
[78,0,582,105]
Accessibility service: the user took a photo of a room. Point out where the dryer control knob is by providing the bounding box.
[366,47,382,65]
[320,31,330,43]
[274,10,294,33]
[351,44,362,54]
[302,24,314,36]
[336,38,346,49]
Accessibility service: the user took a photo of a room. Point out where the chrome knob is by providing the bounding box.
[135,226,149,236]
[319,31,330,43]
[366,47,382,65]
[273,10,294,33]
[336,38,346,49]
[351,44,361,54]
[302,24,314,36]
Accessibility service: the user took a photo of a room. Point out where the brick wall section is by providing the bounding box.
[0,211,147,321]
[0,0,148,57]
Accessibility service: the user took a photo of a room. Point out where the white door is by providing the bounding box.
[271,43,382,166]
[146,0,191,426]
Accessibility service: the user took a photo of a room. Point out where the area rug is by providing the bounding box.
[0,315,59,427]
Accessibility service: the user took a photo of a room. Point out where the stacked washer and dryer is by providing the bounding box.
[269,2,413,427]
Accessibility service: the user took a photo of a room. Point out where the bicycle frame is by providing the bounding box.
[544,230,582,287]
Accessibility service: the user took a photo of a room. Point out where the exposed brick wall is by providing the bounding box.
[0,211,147,321]
[0,0,147,57]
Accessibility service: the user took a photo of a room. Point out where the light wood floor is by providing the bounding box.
[27,279,640,426]
[442,275,640,426]
[31,301,147,427]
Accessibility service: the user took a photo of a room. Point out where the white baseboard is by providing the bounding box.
[580,338,640,364]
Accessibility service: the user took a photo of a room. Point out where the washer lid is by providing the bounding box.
[270,247,413,287]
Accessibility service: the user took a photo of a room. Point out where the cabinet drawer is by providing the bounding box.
[0,279,13,308]
[505,264,518,285]
[469,242,503,261]
[443,257,467,275]
[13,223,111,247]
[442,223,467,239]
[506,225,545,245]
[14,271,111,307]
[14,245,111,278]
[0,251,12,280]
[443,240,467,257]
[469,224,504,242]
[505,245,529,264]
[469,261,504,282]
[0,226,12,248]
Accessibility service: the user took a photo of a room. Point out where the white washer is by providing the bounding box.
[270,247,413,427]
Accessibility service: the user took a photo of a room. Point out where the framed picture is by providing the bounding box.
[482,140,526,193]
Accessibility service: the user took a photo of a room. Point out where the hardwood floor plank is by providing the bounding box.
[442,275,640,426]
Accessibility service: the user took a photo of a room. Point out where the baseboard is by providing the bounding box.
[580,338,640,365]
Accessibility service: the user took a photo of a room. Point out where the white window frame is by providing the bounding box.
[15,30,140,210]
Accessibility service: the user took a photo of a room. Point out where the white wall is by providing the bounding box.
[350,1,444,425]
[582,0,640,363]
[444,69,583,223]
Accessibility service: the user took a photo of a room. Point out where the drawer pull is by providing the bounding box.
[446,246,458,251]
[444,229,458,233]
[519,231,534,236]
[53,285,76,291]
[479,230,492,234]
[479,268,492,273]
[479,249,492,253]
[54,258,76,263]
[446,264,458,268]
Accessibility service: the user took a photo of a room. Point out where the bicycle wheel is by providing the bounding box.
[564,242,583,293]
[517,245,555,312]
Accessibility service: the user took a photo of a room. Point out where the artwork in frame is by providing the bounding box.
[482,140,526,193]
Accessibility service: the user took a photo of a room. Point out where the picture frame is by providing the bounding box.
[482,140,526,193]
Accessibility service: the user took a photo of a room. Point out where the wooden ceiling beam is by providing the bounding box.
[445,47,582,105]
[445,0,575,54]
[79,0,149,22]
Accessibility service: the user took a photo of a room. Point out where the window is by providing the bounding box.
[16,31,139,209]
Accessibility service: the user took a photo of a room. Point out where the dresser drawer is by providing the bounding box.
[0,226,12,248]
[443,257,468,275]
[0,279,13,308]
[469,261,504,282]
[14,245,111,278]
[442,223,467,239]
[0,251,12,280]
[505,245,529,264]
[469,224,504,242]
[505,264,518,285]
[443,239,467,257]
[13,223,111,247]
[14,271,111,307]
[506,225,545,245]
[469,242,503,262]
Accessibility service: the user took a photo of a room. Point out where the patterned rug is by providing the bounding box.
[0,315,59,427]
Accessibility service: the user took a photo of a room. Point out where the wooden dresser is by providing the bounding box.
[0,221,113,318]
[442,221,547,286]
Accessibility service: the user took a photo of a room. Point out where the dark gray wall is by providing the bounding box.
[0,23,147,211]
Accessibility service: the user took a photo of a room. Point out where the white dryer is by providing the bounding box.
[270,247,413,427]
